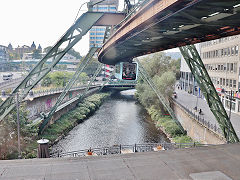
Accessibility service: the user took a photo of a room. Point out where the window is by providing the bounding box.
[226,79,229,86]
[90,37,95,39]
[227,63,230,71]
[90,41,95,43]
[231,46,235,55]
[221,49,224,56]
[228,47,230,56]
[220,78,222,85]
[230,79,232,87]
[96,32,104,35]
[235,46,239,55]
[234,63,237,73]
[90,32,95,35]
[233,80,237,88]
[223,78,225,86]
[96,37,104,39]
[230,63,234,71]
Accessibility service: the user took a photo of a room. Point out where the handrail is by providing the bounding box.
[50,142,215,158]
[172,99,224,137]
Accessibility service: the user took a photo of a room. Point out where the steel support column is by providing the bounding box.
[38,48,98,134]
[0,12,104,121]
[179,44,239,143]
[135,58,185,133]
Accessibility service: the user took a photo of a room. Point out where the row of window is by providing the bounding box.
[90,28,106,31]
[90,41,103,44]
[90,32,105,35]
[200,35,239,48]
[212,77,237,89]
[205,63,238,73]
[202,45,239,59]
[90,37,104,40]
[90,44,102,48]
[93,6,116,10]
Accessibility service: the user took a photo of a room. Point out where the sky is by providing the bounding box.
[0,0,178,56]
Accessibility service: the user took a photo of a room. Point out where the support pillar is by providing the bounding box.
[179,45,239,143]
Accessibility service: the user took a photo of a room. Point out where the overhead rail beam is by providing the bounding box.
[135,58,185,133]
[98,0,240,65]
[0,12,104,121]
[179,45,239,143]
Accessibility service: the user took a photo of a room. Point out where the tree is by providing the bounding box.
[44,46,81,59]
[136,52,177,114]
[32,49,42,59]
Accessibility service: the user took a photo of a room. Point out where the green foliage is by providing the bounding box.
[41,93,110,143]
[163,121,183,137]
[32,49,42,59]
[41,71,85,87]
[44,46,81,59]
[0,103,38,160]
[173,135,193,144]
[136,52,177,113]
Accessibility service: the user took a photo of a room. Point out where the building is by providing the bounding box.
[0,45,9,62]
[180,35,240,114]
[0,45,10,71]
[89,0,119,49]
[180,44,202,97]
[7,41,40,59]
[200,35,240,113]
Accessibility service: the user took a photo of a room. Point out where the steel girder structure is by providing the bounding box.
[0,12,104,122]
[179,45,239,143]
[38,47,98,133]
[135,58,185,133]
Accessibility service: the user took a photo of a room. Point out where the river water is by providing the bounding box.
[53,89,169,152]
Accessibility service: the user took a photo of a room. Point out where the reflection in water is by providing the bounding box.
[53,89,168,152]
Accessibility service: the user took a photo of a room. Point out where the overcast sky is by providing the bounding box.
[0,0,178,56]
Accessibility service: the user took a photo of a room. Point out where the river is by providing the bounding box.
[53,89,169,152]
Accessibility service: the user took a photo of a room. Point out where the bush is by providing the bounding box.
[40,93,110,144]
[173,135,193,144]
[164,122,183,137]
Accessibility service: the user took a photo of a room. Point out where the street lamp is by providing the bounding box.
[0,90,34,159]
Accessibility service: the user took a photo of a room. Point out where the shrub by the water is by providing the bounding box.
[40,93,110,143]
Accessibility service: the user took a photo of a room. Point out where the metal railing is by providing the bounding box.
[32,85,101,98]
[50,142,213,158]
[173,99,223,136]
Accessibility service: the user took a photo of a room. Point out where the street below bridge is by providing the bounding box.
[175,88,240,138]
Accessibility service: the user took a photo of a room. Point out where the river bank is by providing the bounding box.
[135,95,193,144]
[40,93,111,145]
[13,92,111,159]
[52,89,169,153]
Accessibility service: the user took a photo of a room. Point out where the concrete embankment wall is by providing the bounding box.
[172,101,226,144]
[26,86,99,121]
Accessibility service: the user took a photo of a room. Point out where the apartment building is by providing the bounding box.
[89,0,118,49]
[200,35,240,113]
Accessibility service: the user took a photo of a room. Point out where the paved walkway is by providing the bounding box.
[175,89,240,138]
[0,143,240,180]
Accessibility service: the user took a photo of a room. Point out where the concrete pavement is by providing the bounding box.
[0,143,240,179]
[175,89,240,138]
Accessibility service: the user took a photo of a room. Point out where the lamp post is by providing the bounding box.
[227,90,233,143]
[1,90,34,159]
